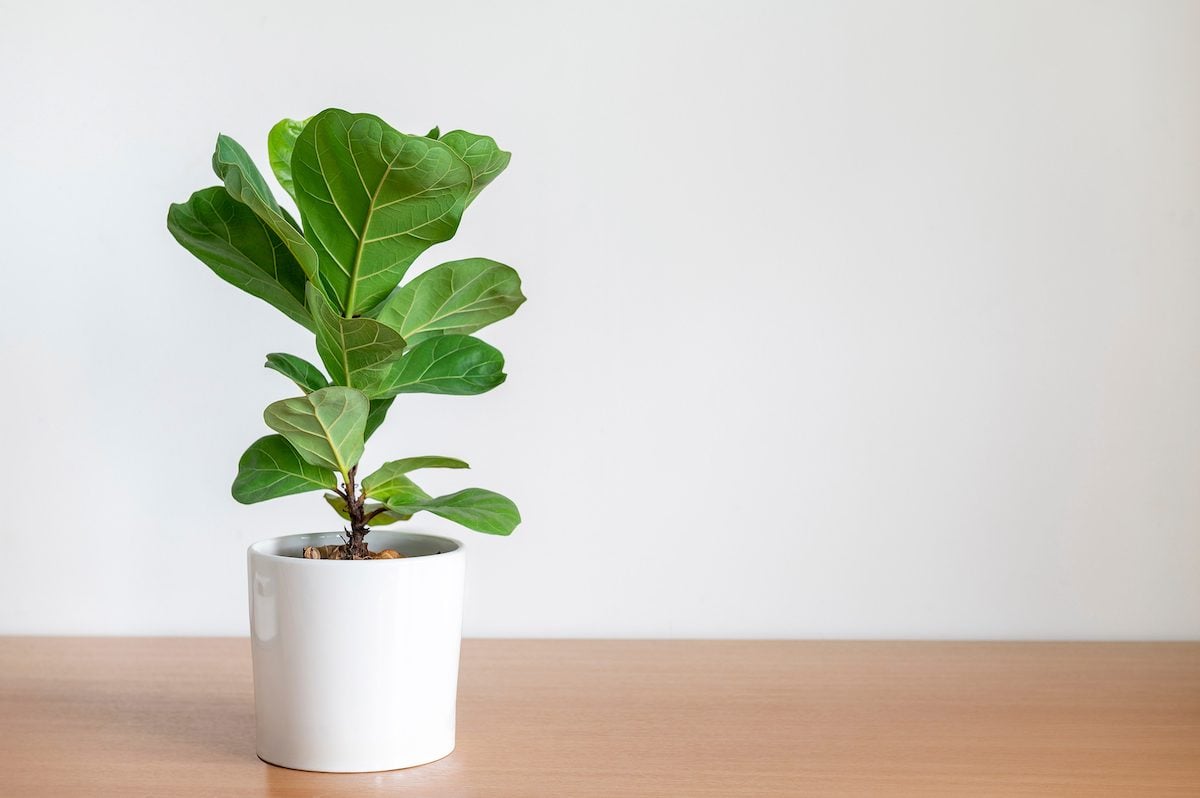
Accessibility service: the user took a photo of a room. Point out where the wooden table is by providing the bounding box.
[0,639,1196,796]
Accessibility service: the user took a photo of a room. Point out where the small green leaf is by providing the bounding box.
[323,493,411,525]
[212,134,318,280]
[374,258,525,346]
[267,117,309,201]
[425,126,440,140]
[440,130,511,206]
[308,284,406,396]
[264,353,328,393]
[291,109,476,315]
[232,435,335,504]
[376,334,506,397]
[362,456,469,499]
[263,386,368,474]
[364,397,394,441]
[384,488,520,536]
[167,187,313,331]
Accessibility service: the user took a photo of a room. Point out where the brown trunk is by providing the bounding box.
[341,466,372,559]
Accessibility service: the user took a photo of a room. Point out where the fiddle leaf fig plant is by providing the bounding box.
[168,109,524,559]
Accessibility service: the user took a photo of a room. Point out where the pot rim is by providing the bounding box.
[248,530,464,564]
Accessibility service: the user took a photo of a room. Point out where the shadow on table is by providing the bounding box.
[257,746,476,796]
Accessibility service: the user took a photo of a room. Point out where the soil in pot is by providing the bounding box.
[301,544,406,560]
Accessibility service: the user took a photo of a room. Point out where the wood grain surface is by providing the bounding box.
[0,638,1196,796]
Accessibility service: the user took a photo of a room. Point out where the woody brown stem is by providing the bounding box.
[342,465,371,559]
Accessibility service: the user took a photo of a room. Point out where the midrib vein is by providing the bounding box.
[345,146,406,316]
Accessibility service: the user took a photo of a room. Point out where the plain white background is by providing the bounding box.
[0,0,1197,638]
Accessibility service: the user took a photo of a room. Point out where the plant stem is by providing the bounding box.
[342,465,371,559]
[363,507,388,524]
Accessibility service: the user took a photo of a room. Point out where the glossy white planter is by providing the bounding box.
[247,531,465,772]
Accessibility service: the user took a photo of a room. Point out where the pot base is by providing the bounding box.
[256,743,456,774]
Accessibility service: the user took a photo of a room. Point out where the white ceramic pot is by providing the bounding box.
[247,530,465,772]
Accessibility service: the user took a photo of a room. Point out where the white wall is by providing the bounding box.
[1,0,1197,639]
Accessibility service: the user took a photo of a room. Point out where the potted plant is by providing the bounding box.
[167,109,524,772]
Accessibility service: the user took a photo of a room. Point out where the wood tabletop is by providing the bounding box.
[0,638,1196,796]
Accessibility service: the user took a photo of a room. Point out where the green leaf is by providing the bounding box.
[374,258,525,346]
[291,109,476,316]
[212,134,319,280]
[267,117,308,201]
[364,397,394,441]
[263,386,368,474]
[323,493,411,525]
[167,187,313,331]
[232,435,335,504]
[308,284,406,396]
[376,335,506,397]
[359,472,430,506]
[384,488,520,536]
[362,456,469,499]
[425,126,440,140]
[439,130,511,206]
[264,353,328,393]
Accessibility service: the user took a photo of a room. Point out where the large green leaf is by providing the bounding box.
[376,335,506,397]
[374,258,525,346]
[364,397,394,441]
[167,187,313,331]
[211,134,318,280]
[232,435,335,504]
[440,130,511,206]
[263,386,368,474]
[383,488,520,536]
[291,109,476,315]
[308,284,406,396]
[323,493,410,525]
[264,353,328,393]
[362,456,469,499]
[267,117,308,201]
